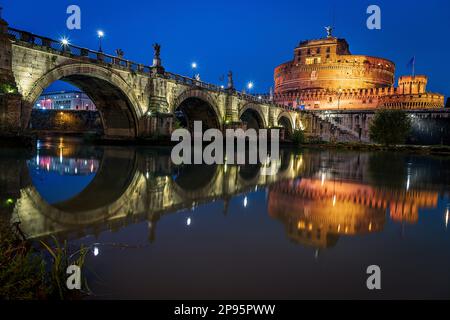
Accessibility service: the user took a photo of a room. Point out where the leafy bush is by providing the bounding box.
[0,223,47,299]
[0,83,17,94]
[292,129,305,146]
[369,109,411,146]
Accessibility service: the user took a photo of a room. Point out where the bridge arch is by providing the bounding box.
[170,164,222,200]
[277,112,295,138]
[24,63,143,138]
[239,103,267,129]
[172,88,223,131]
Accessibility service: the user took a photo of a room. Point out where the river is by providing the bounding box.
[1,137,450,299]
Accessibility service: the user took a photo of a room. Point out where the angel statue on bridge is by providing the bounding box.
[153,43,161,59]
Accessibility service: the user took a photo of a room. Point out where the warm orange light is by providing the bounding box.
[298,221,306,230]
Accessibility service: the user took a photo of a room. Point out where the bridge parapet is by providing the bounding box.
[8,27,153,74]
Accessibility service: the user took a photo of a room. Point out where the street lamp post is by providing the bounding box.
[247,81,254,94]
[97,30,104,52]
[191,62,198,79]
[60,37,70,52]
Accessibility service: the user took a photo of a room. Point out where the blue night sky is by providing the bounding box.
[2,0,449,98]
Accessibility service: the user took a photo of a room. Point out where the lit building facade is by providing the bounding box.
[273,30,445,110]
[34,91,96,111]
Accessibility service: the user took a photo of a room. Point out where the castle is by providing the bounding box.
[273,28,444,111]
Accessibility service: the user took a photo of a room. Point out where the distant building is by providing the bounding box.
[273,29,445,110]
[34,91,96,111]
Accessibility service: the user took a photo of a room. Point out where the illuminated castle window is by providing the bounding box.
[306,57,321,65]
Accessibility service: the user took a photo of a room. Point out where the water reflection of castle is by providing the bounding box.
[268,178,439,249]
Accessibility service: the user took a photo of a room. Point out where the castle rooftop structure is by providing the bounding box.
[273,28,445,111]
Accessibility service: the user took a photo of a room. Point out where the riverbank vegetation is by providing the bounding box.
[292,129,306,146]
[369,109,412,146]
[0,221,88,300]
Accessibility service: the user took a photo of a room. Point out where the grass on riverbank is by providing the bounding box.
[0,221,88,300]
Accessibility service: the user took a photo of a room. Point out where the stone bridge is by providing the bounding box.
[0,18,299,139]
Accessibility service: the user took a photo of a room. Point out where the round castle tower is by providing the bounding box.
[274,29,395,94]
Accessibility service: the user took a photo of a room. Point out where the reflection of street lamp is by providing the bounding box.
[445,208,449,229]
[97,30,104,52]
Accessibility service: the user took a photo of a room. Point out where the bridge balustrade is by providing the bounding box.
[7,27,152,74]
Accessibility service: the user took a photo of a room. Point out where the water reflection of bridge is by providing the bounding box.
[11,148,303,240]
[3,148,447,247]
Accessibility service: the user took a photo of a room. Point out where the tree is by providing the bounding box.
[292,129,305,146]
[369,109,411,145]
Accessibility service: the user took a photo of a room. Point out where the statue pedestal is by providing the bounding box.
[150,65,165,76]
[141,112,174,138]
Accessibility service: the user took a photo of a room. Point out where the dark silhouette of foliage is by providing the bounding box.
[292,129,305,146]
[369,110,411,145]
